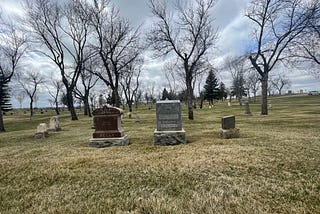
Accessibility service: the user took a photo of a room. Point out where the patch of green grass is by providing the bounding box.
[0,95,320,213]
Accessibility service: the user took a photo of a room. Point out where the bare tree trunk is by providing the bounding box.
[83,96,91,117]
[261,75,269,115]
[0,108,5,132]
[29,98,34,119]
[128,101,133,113]
[186,80,194,120]
[55,101,60,115]
[67,91,78,120]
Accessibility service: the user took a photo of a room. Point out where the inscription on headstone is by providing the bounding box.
[156,100,182,131]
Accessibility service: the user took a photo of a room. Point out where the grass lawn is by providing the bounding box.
[1,95,320,213]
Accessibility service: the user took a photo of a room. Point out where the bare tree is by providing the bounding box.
[271,74,291,95]
[16,71,45,119]
[47,79,63,115]
[14,91,26,110]
[0,17,28,132]
[246,0,316,115]
[74,59,99,117]
[89,0,142,108]
[24,0,92,120]
[290,0,320,78]
[148,0,218,120]
[120,59,142,113]
[246,70,260,102]
[225,56,247,105]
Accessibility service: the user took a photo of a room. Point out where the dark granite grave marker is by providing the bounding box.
[220,115,240,139]
[89,106,128,147]
[92,106,124,138]
[221,115,235,129]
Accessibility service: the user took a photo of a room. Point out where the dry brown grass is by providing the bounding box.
[0,95,320,213]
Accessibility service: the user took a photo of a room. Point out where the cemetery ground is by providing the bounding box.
[0,95,319,213]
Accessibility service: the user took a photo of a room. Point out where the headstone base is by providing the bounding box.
[34,132,49,139]
[48,127,61,132]
[89,135,129,148]
[153,129,186,146]
[220,128,240,139]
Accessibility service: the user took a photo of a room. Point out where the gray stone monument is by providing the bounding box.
[153,100,186,146]
[220,115,240,139]
[48,116,61,131]
[34,123,49,139]
[244,101,252,116]
[89,106,129,148]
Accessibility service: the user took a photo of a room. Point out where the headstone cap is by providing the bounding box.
[156,100,180,104]
[92,105,123,115]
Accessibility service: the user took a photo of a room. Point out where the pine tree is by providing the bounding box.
[218,82,228,101]
[231,73,247,105]
[204,70,220,105]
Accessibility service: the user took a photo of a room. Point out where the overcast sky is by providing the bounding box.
[1,0,319,108]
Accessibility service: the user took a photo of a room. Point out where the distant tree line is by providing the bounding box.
[0,0,319,132]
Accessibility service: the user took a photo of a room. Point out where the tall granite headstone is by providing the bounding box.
[89,106,129,147]
[154,100,186,146]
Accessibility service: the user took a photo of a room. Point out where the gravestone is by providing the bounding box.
[154,100,186,146]
[221,115,235,129]
[244,102,252,116]
[34,123,49,139]
[220,115,240,139]
[89,106,129,148]
[48,116,61,131]
[135,115,141,123]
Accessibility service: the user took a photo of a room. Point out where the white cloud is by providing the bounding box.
[2,0,319,108]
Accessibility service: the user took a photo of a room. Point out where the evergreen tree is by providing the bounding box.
[231,73,247,105]
[0,76,12,112]
[204,70,220,105]
[218,82,228,101]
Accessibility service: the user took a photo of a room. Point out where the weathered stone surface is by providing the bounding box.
[154,100,186,146]
[89,135,129,148]
[154,129,186,146]
[220,128,240,139]
[244,102,252,116]
[89,106,129,148]
[92,106,124,138]
[156,100,182,131]
[221,115,235,129]
[34,123,49,139]
[48,116,61,131]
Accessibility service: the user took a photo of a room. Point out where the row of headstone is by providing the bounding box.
[89,100,242,148]
[89,101,186,147]
[34,116,61,139]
